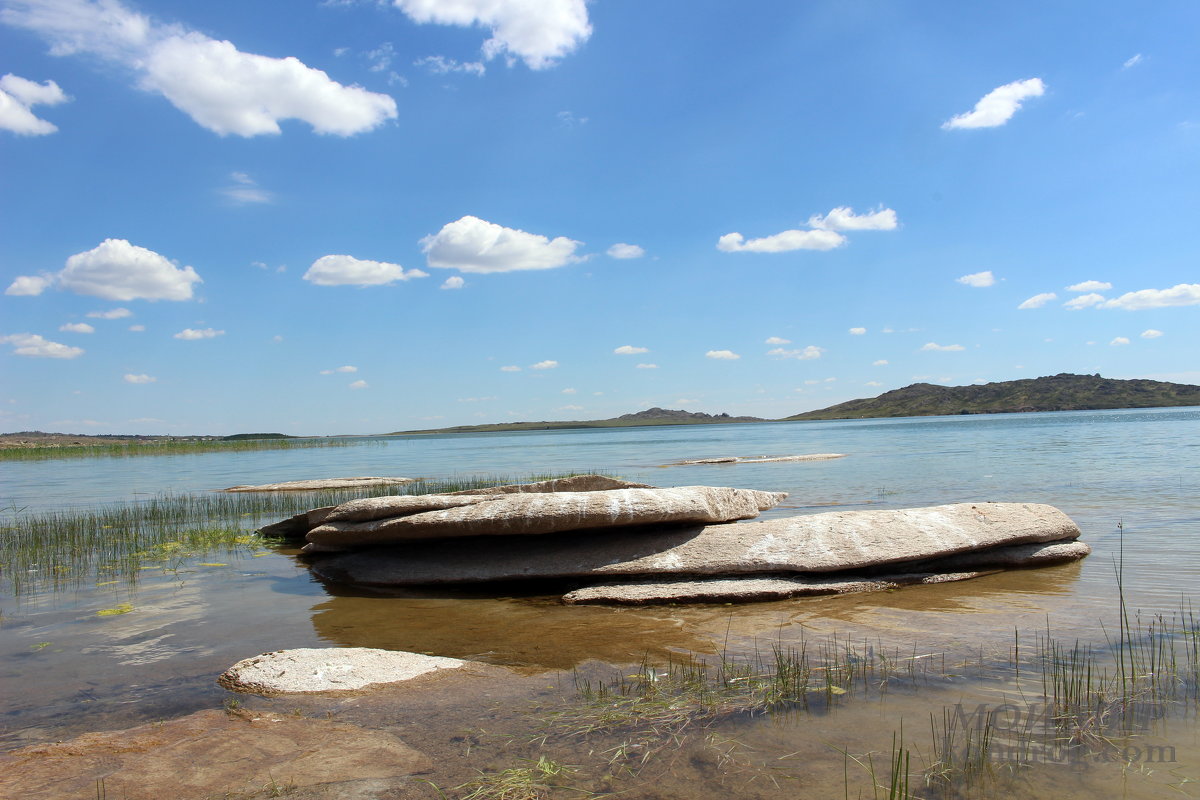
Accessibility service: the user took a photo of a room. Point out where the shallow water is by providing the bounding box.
[1,408,1199,797]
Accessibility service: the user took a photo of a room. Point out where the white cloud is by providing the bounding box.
[123,373,155,384]
[1017,292,1057,310]
[500,365,521,372]
[220,172,272,204]
[129,324,145,332]
[873,359,889,366]
[614,345,648,355]
[764,336,791,345]
[4,274,53,296]
[304,254,428,286]
[1110,337,1130,346]
[1141,329,1164,339]
[956,270,996,287]
[349,379,369,389]
[59,322,94,334]
[942,78,1045,130]
[848,327,866,335]
[635,363,657,369]
[920,342,965,352]
[1123,54,1143,69]
[530,360,558,369]
[173,327,223,340]
[606,243,644,259]
[556,110,587,127]
[1064,292,1106,310]
[3,0,397,137]
[440,276,465,290]
[1102,284,1200,310]
[320,365,358,374]
[807,206,898,231]
[1,333,84,358]
[716,229,845,253]
[768,345,823,360]
[561,387,576,394]
[414,55,485,76]
[86,307,132,319]
[705,350,740,360]
[21,239,202,301]
[0,73,70,135]
[559,404,583,411]
[390,0,591,70]
[865,381,883,387]
[421,215,582,273]
[1066,280,1112,292]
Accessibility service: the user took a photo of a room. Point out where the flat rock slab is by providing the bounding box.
[448,474,655,494]
[668,454,847,465]
[310,502,1081,586]
[224,476,416,492]
[0,708,430,800]
[562,570,998,604]
[304,486,788,552]
[219,647,466,694]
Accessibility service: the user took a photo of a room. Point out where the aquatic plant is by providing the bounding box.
[0,435,374,462]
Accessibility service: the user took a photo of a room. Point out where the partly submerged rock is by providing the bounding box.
[309,502,1082,586]
[667,454,847,465]
[448,474,655,495]
[0,708,430,800]
[219,647,466,694]
[303,486,787,552]
[224,476,416,492]
[562,570,998,604]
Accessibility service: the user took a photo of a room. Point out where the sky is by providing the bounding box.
[1,0,1198,435]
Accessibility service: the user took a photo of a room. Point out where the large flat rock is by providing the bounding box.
[224,476,416,492]
[303,486,787,552]
[219,647,467,694]
[0,708,430,800]
[309,502,1082,586]
[448,474,655,494]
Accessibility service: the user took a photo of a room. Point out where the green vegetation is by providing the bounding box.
[0,434,368,462]
[786,373,1200,421]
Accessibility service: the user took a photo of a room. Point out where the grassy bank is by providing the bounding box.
[0,435,374,462]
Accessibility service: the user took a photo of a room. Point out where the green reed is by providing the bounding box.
[0,435,375,462]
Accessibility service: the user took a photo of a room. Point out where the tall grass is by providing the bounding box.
[0,436,374,462]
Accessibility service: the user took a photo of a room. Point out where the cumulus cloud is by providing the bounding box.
[440,276,465,290]
[320,365,358,374]
[2,0,397,137]
[920,342,965,352]
[500,365,521,372]
[421,215,582,273]
[59,322,94,333]
[561,387,576,394]
[807,206,898,231]
[716,229,845,253]
[559,404,584,411]
[1018,292,1057,310]
[614,345,648,355]
[765,336,791,345]
[414,55,485,76]
[635,363,657,369]
[123,373,155,384]
[768,346,823,360]
[873,359,889,366]
[1141,329,1164,339]
[0,73,69,135]
[956,270,996,287]
[1,332,83,358]
[606,243,644,259]
[1064,292,1106,310]
[129,324,145,332]
[943,78,1045,130]
[705,350,740,360]
[530,360,558,369]
[304,254,428,287]
[173,327,223,340]
[866,381,883,387]
[8,239,202,301]
[390,0,591,70]
[349,379,369,389]
[1110,337,1130,346]
[1067,280,1112,292]
[1101,284,1200,310]
[849,327,866,335]
[86,307,132,319]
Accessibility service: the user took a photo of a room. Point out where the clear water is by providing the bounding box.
[1,408,1198,797]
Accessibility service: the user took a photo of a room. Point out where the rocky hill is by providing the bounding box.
[785,373,1200,420]
[389,408,765,435]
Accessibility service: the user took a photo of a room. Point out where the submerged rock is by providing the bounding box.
[219,647,466,694]
[224,476,416,492]
[448,474,654,495]
[309,502,1082,586]
[667,454,847,465]
[303,486,787,552]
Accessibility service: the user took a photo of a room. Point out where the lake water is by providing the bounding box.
[2,408,1199,798]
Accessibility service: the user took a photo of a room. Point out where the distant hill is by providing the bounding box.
[388,408,766,435]
[785,373,1200,420]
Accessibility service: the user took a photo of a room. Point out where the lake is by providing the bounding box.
[2,408,1198,798]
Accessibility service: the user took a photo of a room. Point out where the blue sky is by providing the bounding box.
[2,0,1198,435]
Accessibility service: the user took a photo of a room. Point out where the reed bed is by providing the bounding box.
[0,435,375,462]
